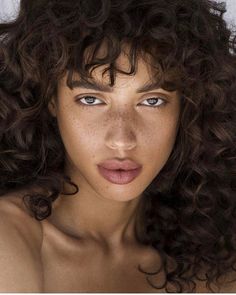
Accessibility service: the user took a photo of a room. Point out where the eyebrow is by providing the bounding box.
[70,79,164,93]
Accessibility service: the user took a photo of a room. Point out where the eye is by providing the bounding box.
[140,97,167,108]
[75,95,168,108]
[76,96,103,106]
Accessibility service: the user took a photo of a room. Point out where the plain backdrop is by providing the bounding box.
[0,0,236,26]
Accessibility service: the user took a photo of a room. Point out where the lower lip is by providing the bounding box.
[97,166,142,185]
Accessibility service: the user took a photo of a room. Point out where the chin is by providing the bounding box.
[97,186,144,202]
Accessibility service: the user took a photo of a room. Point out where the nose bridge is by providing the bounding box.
[105,108,137,151]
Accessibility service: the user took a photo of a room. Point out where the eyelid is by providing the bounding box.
[75,94,104,107]
[74,91,170,99]
[143,92,170,100]
[75,93,104,100]
[139,92,169,105]
[74,93,170,107]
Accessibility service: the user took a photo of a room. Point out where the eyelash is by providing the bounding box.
[75,95,168,108]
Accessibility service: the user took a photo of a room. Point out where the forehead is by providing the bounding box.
[76,57,153,86]
[60,42,181,92]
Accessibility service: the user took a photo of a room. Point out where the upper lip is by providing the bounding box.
[98,159,142,171]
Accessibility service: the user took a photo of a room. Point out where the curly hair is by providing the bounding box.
[0,0,236,292]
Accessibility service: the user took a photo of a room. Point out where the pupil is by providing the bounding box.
[86,97,95,103]
[148,98,157,105]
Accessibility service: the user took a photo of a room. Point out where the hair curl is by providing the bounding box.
[0,0,236,292]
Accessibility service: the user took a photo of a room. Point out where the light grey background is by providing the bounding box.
[0,0,19,21]
[0,0,236,26]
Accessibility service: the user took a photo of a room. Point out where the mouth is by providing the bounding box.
[97,166,142,185]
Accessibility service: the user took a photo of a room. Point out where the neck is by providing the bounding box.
[48,182,144,248]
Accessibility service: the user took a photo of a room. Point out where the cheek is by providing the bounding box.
[145,119,179,168]
[56,108,103,158]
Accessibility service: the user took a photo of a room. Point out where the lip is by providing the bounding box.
[97,159,142,185]
[98,159,142,170]
[97,165,142,185]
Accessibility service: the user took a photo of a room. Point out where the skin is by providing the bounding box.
[1,46,235,292]
[47,47,181,255]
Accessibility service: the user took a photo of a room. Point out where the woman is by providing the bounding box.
[0,0,235,292]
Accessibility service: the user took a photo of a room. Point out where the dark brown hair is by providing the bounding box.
[0,0,236,292]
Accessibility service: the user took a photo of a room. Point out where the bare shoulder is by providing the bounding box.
[0,190,44,292]
[0,189,43,250]
[217,270,236,292]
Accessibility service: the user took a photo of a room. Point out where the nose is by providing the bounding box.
[105,116,137,152]
[108,137,136,151]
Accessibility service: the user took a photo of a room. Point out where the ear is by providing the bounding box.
[48,97,57,117]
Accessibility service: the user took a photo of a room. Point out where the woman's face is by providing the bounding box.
[49,52,181,202]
